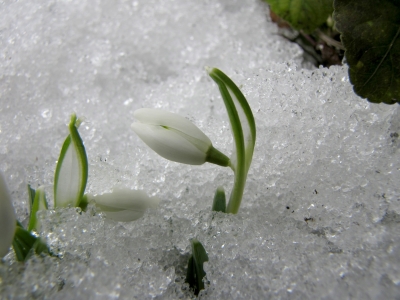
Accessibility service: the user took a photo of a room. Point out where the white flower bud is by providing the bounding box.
[0,172,16,257]
[89,188,160,222]
[132,108,230,166]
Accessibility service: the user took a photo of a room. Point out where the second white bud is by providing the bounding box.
[89,188,160,222]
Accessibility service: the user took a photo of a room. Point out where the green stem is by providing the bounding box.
[208,72,246,214]
[206,145,230,167]
[227,162,246,214]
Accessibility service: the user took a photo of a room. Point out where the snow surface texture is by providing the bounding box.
[1,0,399,299]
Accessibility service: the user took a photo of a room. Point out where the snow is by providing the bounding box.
[1,0,399,298]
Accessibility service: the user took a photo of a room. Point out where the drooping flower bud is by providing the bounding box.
[132,108,230,167]
[89,188,160,222]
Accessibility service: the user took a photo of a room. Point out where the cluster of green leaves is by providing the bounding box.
[263,0,400,104]
[12,186,50,262]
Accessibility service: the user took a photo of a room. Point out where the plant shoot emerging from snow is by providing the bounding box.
[132,67,256,214]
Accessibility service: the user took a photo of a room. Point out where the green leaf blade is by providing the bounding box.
[334,0,400,104]
[265,0,333,33]
[27,184,36,210]
[212,186,226,213]
[13,225,37,261]
[185,238,209,295]
[54,114,88,207]
[13,224,50,261]
[209,68,256,174]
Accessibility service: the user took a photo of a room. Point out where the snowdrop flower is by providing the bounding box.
[54,114,88,208]
[0,172,16,258]
[132,108,230,167]
[89,187,160,222]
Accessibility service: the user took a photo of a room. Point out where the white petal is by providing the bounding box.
[55,138,79,206]
[0,172,16,257]
[134,108,211,147]
[132,122,208,165]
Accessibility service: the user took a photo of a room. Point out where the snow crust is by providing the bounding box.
[1,0,399,298]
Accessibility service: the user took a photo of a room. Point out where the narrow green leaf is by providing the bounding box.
[334,0,400,104]
[185,255,196,292]
[12,223,49,261]
[208,68,256,174]
[12,225,37,261]
[54,114,88,207]
[212,186,226,213]
[27,186,48,232]
[32,237,50,256]
[27,184,36,211]
[12,238,28,262]
[265,0,333,33]
[185,238,209,295]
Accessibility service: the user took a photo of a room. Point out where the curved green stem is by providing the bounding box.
[206,145,230,167]
[208,67,256,214]
[208,71,246,214]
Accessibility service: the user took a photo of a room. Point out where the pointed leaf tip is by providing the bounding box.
[212,186,226,213]
[186,238,209,295]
